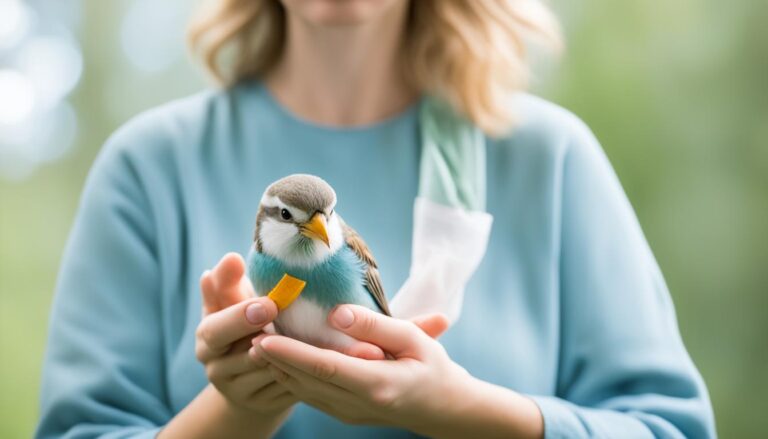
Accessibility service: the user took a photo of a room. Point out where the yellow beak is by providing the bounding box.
[300,212,330,248]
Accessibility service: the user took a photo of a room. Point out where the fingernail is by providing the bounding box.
[332,306,354,328]
[246,303,267,325]
[259,337,274,354]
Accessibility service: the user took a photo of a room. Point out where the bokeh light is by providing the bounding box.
[17,33,83,110]
[0,69,35,125]
[0,0,82,181]
[0,0,33,51]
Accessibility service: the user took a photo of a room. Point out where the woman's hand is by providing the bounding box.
[161,253,294,439]
[250,305,463,428]
[251,305,544,438]
[196,253,297,415]
[195,253,389,413]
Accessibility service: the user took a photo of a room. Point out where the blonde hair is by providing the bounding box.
[188,0,561,135]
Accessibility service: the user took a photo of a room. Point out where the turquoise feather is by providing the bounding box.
[247,247,380,312]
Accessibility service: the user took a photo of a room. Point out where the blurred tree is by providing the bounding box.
[539,1,768,437]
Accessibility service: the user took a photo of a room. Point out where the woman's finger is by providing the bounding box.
[249,333,271,367]
[247,379,294,405]
[196,297,278,361]
[226,368,275,401]
[207,348,261,382]
[229,334,256,353]
[337,340,386,360]
[267,361,356,403]
[231,367,274,391]
[257,386,298,410]
[410,313,450,339]
[201,253,254,316]
[266,361,385,425]
[200,270,217,315]
[256,335,384,393]
[213,253,252,305]
[328,305,426,357]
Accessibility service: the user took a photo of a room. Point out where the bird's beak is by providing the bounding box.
[300,212,330,248]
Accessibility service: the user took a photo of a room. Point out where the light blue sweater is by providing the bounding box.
[36,82,715,438]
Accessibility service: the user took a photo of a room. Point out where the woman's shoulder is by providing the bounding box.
[80,87,245,216]
[491,93,600,159]
[485,94,619,209]
[102,88,232,161]
[88,85,260,194]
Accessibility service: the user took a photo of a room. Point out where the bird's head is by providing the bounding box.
[254,174,344,268]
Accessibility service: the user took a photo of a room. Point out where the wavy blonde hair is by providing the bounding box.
[188,0,561,135]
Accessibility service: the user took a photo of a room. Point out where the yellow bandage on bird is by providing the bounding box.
[267,274,307,310]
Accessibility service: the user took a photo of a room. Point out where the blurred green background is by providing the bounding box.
[1,0,766,437]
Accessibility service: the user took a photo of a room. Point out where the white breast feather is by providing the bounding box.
[275,296,358,351]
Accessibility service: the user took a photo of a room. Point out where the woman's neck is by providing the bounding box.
[264,3,416,127]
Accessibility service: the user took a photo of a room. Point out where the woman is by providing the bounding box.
[36,0,715,438]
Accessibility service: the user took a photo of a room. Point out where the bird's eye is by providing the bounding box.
[280,209,292,220]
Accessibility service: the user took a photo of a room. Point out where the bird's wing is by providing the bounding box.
[340,216,391,316]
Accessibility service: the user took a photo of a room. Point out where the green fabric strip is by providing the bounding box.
[418,97,486,212]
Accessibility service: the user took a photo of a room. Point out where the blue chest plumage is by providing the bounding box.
[247,247,378,311]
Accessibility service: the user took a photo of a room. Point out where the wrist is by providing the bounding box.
[159,385,292,439]
[214,386,293,425]
[411,373,543,439]
[209,385,294,439]
[404,366,476,436]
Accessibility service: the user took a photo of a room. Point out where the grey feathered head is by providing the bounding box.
[254,174,342,266]
[265,174,336,215]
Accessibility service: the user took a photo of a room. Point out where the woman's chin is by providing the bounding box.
[282,0,405,27]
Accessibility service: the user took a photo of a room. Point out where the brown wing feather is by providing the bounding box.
[339,216,391,316]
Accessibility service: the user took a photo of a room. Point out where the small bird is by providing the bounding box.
[248,174,390,352]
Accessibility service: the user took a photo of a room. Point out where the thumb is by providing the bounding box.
[201,252,253,315]
[410,313,450,339]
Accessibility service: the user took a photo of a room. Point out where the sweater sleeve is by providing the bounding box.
[35,122,171,438]
[530,116,716,438]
